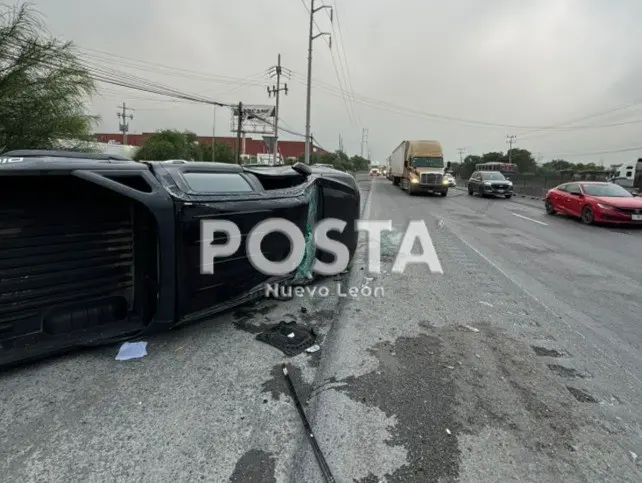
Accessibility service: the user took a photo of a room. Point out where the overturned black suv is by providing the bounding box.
[0,151,360,367]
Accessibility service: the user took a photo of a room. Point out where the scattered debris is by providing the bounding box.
[306,344,321,353]
[446,428,451,435]
[283,364,335,482]
[175,345,185,352]
[479,301,493,307]
[256,321,317,356]
[458,324,480,333]
[630,451,638,462]
[300,306,308,314]
[115,341,147,361]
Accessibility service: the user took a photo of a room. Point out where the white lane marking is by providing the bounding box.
[362,176,376,220]
[512,212,548,226]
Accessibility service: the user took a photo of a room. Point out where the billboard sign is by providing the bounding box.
[230,105,276,135]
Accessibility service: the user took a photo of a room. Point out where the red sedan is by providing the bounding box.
[544,181,642,224]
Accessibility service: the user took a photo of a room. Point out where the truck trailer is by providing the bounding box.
[389,140,448,196]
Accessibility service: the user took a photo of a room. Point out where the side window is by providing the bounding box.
[557,184,568,192]
[566,183,581,194]
[182,172,254,193]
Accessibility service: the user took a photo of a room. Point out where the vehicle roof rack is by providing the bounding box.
[2,150,133,161]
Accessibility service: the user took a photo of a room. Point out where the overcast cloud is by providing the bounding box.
[31,0,642,164]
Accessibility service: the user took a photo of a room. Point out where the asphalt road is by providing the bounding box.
[2,175,641,482]
[293,177,642,482]
[0,177,375,483]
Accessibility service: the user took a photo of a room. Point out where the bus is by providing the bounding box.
[475,162,519,182]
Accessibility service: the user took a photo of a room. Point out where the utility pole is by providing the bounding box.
[304,0,333,164]
[506,134,516,163]
[268,54,289,165]
[236,102,243,164]
[212,106,216,162]
[360,128,368,158]
[457,147,465,164]
[117,103,134,145]
[338,134,344,152]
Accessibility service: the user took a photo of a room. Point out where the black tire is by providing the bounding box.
[468,187,473,195]
[581,205,594,224]
[505,194,512,199]
[545,199,556,215]
[478,186,484,197]
[441,190,447,197]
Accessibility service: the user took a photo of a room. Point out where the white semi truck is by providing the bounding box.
[389,140,449,196]
[610,159,642,194]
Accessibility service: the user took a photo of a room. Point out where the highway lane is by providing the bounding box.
[294,176,642,482]
[0,176,373,483]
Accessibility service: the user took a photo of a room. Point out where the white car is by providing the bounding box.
[445,174,456,187]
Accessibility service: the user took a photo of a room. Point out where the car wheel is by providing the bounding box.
[468,187,473,195]
[478,186,484,197]
[504,194,512,199]
[581,205,594,224]
[545,199,556,215]
[441,190,447,197]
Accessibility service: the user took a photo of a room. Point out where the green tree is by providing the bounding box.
[458,154,481,179]
[541,159,573,172]
[506,148,537,174]
[0,3,99,152]
[481,152,504,163]
[134,130,236,162]
[200,141,236,163]
[349,155,370,172]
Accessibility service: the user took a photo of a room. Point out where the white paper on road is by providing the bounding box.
[115,341,148,360]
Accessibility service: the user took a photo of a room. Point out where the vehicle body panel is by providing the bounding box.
[545,182,642,224]
[390,140,448,194]
[467,171,514,198]
[0,152,359,367]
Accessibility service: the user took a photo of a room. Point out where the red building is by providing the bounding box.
[94,133,325,159]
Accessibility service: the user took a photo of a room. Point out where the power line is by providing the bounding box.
[328,0,360,125]
[287,70,642,131]
[298,0,357,131]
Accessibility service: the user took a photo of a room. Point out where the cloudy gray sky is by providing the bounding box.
[32,0,642,164]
